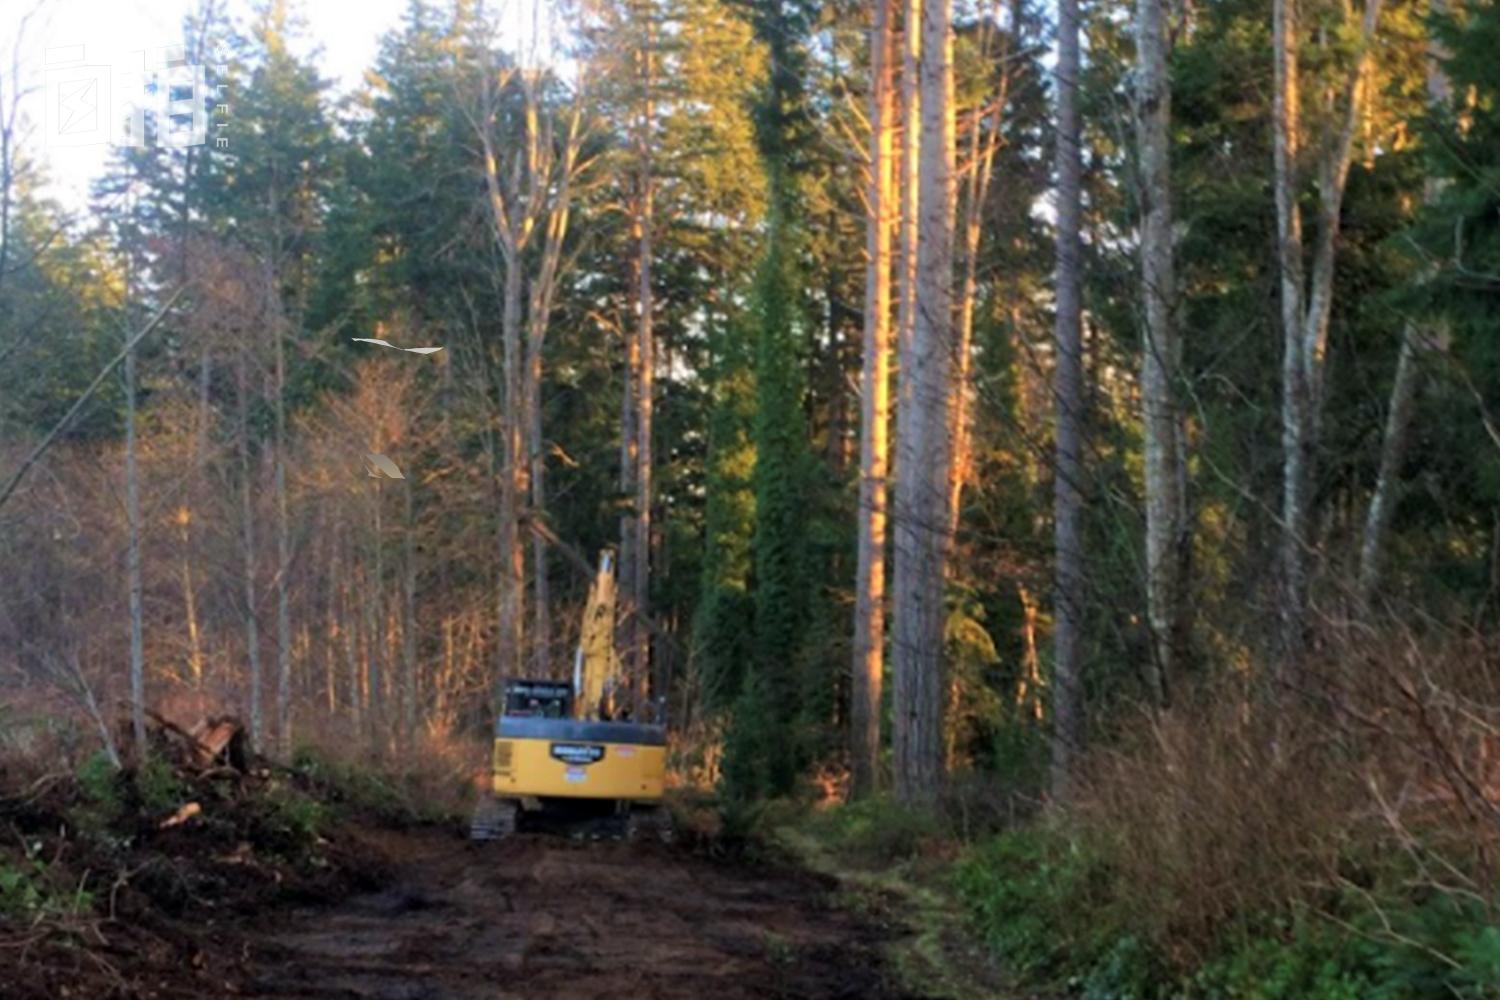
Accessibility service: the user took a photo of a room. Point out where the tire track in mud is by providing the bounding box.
[239,829,921,999]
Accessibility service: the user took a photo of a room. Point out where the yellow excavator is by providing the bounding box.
[470,549,671,841]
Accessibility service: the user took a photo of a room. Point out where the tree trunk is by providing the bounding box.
[948,14,1008,536]
[178,510,204,687]
[1358,330,1419,608]
[635,139,655,714]
[182,347,210,688]
[1357,0,1449,610]
[498,250,525,687]
[1273,0,1381,661]
[1272,0,1309,666]
[897,0,922,417]
[892,0,954,805]
[370,478,386,749]
[1050,0,1086,799]
[236,357,263,750]
[403,475,418,742]
[527,322,550,677]
[1136,0,1179,709]
[619,305,639,684]
[852,0,896,799]
[273,308,293,757]
[125,305,147,752]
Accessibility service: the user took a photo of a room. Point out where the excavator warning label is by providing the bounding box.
[550,743,606,766]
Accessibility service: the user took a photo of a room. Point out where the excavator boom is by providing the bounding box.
[572,550,622,720]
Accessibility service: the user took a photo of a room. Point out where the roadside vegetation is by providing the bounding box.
[0,721,465,996]
[782,630,1500,999]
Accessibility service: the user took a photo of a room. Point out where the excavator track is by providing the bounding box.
[469,795,518,841]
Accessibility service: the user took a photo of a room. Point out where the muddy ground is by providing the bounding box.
[243,829,916,1000]
[16,825,921,999]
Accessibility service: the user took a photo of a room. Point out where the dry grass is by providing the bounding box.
[1062,626,1500,969]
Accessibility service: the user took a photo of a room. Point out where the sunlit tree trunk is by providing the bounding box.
[852,0,896,799]
[1051,0,1086,798]
[897,0,922,413]
[620,310,639,673]
[471,67,586,690]
[948,10,1007,536]
[178,507,204,687]
[893,0,954,805]
[633,24,656,708]
[499,252,525,686]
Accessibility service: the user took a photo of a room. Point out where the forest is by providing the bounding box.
[1,0,1499,994]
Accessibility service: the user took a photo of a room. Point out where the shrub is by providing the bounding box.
[76,751,120,804]
[954,824,1118,982]
[0,842,93,921]
[132,755,186,814]
[802,796,942,868]
[292,746,403,819]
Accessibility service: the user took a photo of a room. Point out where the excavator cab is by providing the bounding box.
[470,550,672,842]
[502,680,572,718]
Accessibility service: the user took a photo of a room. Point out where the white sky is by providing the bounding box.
[4,0,552,211]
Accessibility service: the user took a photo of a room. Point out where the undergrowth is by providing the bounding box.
[956,823,1500,999]
[947,640,1500,999]
[798,635,1500,999]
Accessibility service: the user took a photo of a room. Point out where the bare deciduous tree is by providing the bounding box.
[1272,0,1382,660]
[467,53,591,688]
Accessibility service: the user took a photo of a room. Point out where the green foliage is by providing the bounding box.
[254,784,328,860]
[737,209,814,800]
[800,797,941,869]
[694,314,759,710]
[133,756,186,814]
[1192,920,1378,1000]
[0,842,94,921]
[70,750,125,837]
[955,825,1117,983]
[76,751,121,812]
[957,822,1500,999]
[289,745,439,825]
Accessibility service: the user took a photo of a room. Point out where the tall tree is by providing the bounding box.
[948,6,1010,535]
[892,0,955,804]
[258,2,325,755]
[1356,0,1451,610]
[1050,0,1085,796]
[466,45,589,689]
[852,0,897,798]
[122,221,147,753]
[1135,0,1181,706]
[630,5,657,706]
[1271,0,1382,660]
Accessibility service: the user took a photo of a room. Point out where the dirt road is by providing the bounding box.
[236,829,919,1000]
